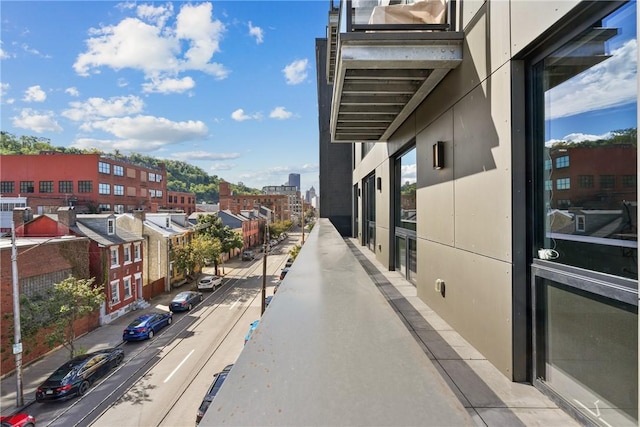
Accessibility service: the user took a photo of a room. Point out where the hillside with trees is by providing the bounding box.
[0,132,261,202]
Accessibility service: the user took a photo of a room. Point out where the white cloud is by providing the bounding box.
[76,115,208,152]
[171,150,241,161]
[117,78,128,87]
[231,108,262,121]
[73,2,229,83]
[401,164,416,184]
[142,76,195,93]
[269,106,292,120]
[62,95,144,121]
[0,42,10,59]
[545,131,614,147]
[23,85,46,102]
[1,83,9,98]
[65,87,80,97]
[12,108,62,133]
[248,21,264,44]
[283,59,308,85]
[546,39,637,120]
[210,162,236,172]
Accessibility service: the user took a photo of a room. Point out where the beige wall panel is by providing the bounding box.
[453,65,512,262]
[376,162,391,238]
[414,1,509,135]
[510,0,581,56]
[417,238,513,378]
[460,0,485,31]
[416,110,455,245]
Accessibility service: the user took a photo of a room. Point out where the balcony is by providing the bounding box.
[328,0,463,143]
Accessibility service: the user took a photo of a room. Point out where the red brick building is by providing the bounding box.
[166,190,197,215]
[218,181,290,222]
[0,152,167,214]
[0,233,98,374]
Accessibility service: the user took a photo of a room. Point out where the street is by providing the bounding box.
[23,235,297,427]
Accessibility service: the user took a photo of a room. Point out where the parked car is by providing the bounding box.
[285,257,294,268]
[244,320,260,345]
[170,291,203,312]
[0,414,35,427]
[241,250,255,261]
[197,275,223,291]
[195,364,234,425]
[35,348,124,402]
[123,312,173,341]
[265,295,273,308]
[273,282,280,294]
[279,267,290,280]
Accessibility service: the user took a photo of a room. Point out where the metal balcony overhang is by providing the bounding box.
[330,31,463,143]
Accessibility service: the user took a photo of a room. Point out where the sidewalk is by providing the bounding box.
[0,258,243,418]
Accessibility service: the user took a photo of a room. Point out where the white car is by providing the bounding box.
[197,275,223,291]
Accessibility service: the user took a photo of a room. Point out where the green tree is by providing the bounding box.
[21,277,104,359]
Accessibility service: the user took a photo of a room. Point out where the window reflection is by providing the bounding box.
[541,1,637,280]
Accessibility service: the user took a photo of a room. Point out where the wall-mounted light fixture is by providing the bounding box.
[376,177,382,191]
[433,141,445,169]
[358,188,361,197]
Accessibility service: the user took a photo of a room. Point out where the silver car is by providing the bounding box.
[197,275,223,291]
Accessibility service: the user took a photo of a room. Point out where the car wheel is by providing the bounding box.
[24,424,35,427]
[115,353,124,366]
[199,295,203,302]
[78,381,90,396]
[167,316,172,325]
[148,330,154,339]
[188,304,192,311]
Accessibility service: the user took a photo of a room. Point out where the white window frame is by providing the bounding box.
[134,242,141,261]
[110,246,120,268]
[110,279,120,305]
[114,184,124,196]
[99,161,111,174]
[107,218,115,235]
[576,215,586,232]
[114,165,124,176]
[123,275,132,299]
[99,183,111,195]
[124,244,132,264]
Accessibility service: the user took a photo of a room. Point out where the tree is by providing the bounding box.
[196,214,243,274]
[21,277,104,359]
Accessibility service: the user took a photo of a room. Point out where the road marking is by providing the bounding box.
[229,298,240,310]
[164,349,194,383]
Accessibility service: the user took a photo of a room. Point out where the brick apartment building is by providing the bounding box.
[0,152,167,214]
[166,190,197,215]
[218,181,290,222]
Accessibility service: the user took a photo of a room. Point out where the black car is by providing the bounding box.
[196,364,234,425]
[169,291,203,312]
[35,347,124,402]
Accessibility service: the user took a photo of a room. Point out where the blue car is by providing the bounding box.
[123,312,173,341]
[244,320,260,345]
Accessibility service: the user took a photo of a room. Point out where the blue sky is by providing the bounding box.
[1,1,329,193]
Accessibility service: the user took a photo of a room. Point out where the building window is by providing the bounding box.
[544,180,552,191]
[134,243,141,261]
[99,161,111,174]
[110,280,120,305]
[99,183,111,195]
[78,181,93,193]
[555,155,569,168]
[114,204,125,214]
[110,246,119,267]
[58,181,73,193]
[599,175,615,189]
[149,172,156,181]
[114,185,124,196]
[114,165,124,176]
[123,276,132,299]
[394,145,417,285]
[622,175,637,188]
[39,181,54,193]
[578,175,593,188]
[20,181,34,193]
[124,244,131,263]
[556,178,570,190]
[530,2,637,424]
[157,190,163,198]
[107,218,115,235]
[98,204,111,212]
[544,159,552,170]
[1,181,15,193]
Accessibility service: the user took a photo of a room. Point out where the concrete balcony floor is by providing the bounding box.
[203,218,581,426]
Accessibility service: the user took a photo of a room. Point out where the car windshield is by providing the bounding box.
[127,316,150,328]
[174,293,189,301]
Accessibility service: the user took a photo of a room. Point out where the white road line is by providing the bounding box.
[164,349,194,383]
[229,298,240,310]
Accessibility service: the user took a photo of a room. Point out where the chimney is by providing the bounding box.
[57,206,76,227]
[12,207,33,230]
[133,209,145,235]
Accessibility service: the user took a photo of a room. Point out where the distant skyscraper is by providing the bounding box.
[288,173,301,191]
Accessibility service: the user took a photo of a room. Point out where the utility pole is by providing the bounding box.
[301,197,305,245]
[11,220,24,407]
[261,214,268,315]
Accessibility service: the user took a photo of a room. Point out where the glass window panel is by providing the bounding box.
[540,1,637,280]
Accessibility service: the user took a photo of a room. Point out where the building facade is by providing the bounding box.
[288,173,301,190]
[166,190,197,215]
[262,185,302,223]
[0,153,167,214]
[318,1,638,425]
[218,181,290,222]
